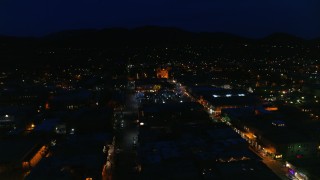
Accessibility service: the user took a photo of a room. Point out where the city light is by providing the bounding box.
[286,162,291,168]
[0,19,318,180]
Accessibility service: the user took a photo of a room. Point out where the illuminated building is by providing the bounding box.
[156,67,170,79]
[134,78,171,92]
[0,114,15,129]
[222,107,319,160]
[189,86,261,116]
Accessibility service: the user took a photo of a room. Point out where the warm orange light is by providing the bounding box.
[265,107,278,111]
[263,147,276,154]
[29,146,48,167]
[156,68,169,79]
[22,161,30,169]
[244,132,256,140]
[45,102,50,110]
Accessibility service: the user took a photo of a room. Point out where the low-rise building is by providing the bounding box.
[222,107,319,160]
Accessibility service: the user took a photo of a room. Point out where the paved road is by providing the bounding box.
[113,90,140,180]
[175,80,290,180]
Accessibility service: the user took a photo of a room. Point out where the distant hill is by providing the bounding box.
[0,26,319,48]
[0,26,319,67]
[260,33,305,44]
[43,29,98,40]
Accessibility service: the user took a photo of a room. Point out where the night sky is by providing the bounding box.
[1,0,320,38]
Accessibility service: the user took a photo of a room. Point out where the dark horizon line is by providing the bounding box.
[0,25,319,41]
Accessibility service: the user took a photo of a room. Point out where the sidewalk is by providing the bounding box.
[249,146,288,180]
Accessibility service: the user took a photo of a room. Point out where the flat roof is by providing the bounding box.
[213,160,281,180]
[34,118,60,132]
[141,101,203,112]
[223,107,316,144]
[25,133,112,180]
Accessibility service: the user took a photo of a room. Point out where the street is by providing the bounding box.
[113,90,140,180]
